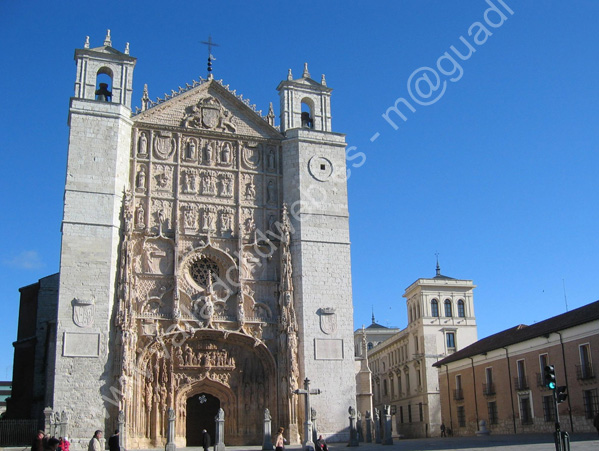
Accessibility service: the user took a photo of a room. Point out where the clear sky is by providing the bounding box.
[1,1,598,377]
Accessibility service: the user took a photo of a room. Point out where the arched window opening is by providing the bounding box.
[95,67,114,102]
[431,299,439,317]
[458,299,465,317]
[301,99,314,129]
[444,299,452,317]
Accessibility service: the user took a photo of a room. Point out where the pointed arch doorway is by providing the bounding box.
[186,393,220,446]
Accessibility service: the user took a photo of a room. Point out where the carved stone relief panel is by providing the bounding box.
[241,208,256,239]
[141,238,174,275]
[242,174,258,204]
[199,170,217,196]
[219,207,235,236]
[201,206,217,233]
[217,173,234,198]
[181,204,198,233]
[151,199,173,232]
[153,131,177,161]
[152,164,174,193]
[180,169,198,194]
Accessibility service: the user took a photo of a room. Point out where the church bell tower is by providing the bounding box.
[52,31,136,440]
[278,64,356,441]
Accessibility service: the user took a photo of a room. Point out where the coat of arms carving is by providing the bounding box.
[72,298,95,328]
[319,307,337,335]
[182,97,236,132]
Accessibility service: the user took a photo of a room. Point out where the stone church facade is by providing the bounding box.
[11,32,356,448]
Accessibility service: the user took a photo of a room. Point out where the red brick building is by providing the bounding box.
[434,301,599,435]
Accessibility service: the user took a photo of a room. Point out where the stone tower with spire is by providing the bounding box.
[52,30,136,438]
[278,63,356,441]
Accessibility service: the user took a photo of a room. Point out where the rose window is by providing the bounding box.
[189,257,219,288]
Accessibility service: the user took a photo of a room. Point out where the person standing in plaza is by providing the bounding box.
[201,429,211,451]
[274,427,286,451]
[440,423,446,437]
[88,430,102,451]
[108,430,120,451]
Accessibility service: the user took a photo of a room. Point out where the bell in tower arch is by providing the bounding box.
[95,83,112,102]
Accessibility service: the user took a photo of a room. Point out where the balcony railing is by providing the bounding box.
[514,376,529,391]
[453,388,464,400]
[576,364,595,380]
[483,382,495,396]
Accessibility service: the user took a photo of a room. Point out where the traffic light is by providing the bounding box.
[556,386,568,403]
[544,365,556,389]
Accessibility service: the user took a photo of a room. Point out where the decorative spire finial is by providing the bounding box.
[141,84,149,111]
[84,36,90,49]
[124,42,130,55]
[267,102,275,126]
[371,306,375,324]
[104,29,112,47]
[201,35,220,79]
[303,62,310,78]
[287,69,293,80]
[435,252,440,276]
[321,74,327,86]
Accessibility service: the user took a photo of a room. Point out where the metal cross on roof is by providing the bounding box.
[201,35,220,77]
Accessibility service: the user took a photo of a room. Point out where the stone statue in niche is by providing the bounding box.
[136,204,145,228]
[138,133,148,156]
[186,140,196,160]
[181,170,197,194]
[268,214,276,232]
[136,166,146,191]
[267,148,276,171]
[204,142,214,165]
[267,180,276,204]
[220,142,231,164]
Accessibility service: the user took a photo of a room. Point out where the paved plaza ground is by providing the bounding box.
[3,434,599,451]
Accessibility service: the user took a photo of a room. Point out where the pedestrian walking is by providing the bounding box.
[274,427,286,451]
[440,423,446,437]
[108,430,120,451]
[201,429,211,451]
[88,430,103,451]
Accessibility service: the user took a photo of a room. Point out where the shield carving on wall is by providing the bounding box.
[154,133,175,160]
[319,307,337,335]
[202,106,220,129]
[72,298,95,328]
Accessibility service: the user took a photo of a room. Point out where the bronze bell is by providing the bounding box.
[301,111,313,129]
[95,83,112,102]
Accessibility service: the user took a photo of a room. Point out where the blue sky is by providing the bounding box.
[1,1,598,377]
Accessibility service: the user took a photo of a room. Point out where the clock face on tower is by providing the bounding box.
[308,155,334,181]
